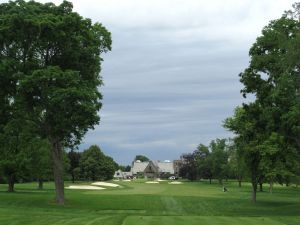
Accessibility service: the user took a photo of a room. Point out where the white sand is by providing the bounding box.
[66,185,106,190]
[91,182,120,187]
[169,181,183,184]
[122,179,132,182]
[157,179,167,182]
[145,181,159,184]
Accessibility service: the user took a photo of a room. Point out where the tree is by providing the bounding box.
[28,138,52,190]
[224,105,264,202]
[0,118,33,192]
[0,0,111,203]
[194,144,213,183]
[227,139,247,187]
[225,3,300,202]
[179,153,198,181]
[80,145,116,181]
[119,165,131,172]
[134,155,150,162]
[209,139,229,185]
[67,150,82,183]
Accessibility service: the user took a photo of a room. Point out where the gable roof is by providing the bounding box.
[131,160,176,175]
[144,161,159,173]
[131,161,149,174]
[155,161,174,173]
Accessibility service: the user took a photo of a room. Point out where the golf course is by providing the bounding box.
[0,180,299,225]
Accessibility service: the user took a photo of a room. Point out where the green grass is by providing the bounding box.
[0,180,299,225]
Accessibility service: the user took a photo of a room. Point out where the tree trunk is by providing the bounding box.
[237,174,242,187]
[71,172,75,183]
[209,178,212,184]
[251,173,257,203]
[38,179,44,190]
[218,179,223,185]
[259,182,263,192]
[269,179,273,194]
[51,140,65,204]
[252,181,257,203]
[8,174,15,192]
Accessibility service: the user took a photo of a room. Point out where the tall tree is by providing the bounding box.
[0,0,111,203]
[224,105,265,202]
[225,3,300,202]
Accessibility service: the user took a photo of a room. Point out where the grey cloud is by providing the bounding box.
[0,0,294,164]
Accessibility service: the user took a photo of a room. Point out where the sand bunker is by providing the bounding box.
[66,185,106,190]
[122,179,132,182]
[157,179,167,182]
[91,182,120,187]
[145,181,159,184]
[169,181,183,184]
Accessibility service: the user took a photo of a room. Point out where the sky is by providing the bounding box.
[1,0,295,165]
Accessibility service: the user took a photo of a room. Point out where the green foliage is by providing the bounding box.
[181,139,229,183]
[67,150,82,182]
[134,155,150,162]
[27,138,52,182]
[224,3,300,201]
[119,165,131,172]
[179,153,198,181]
[209,139,229,184]
[0,0,111,202]
[80,145,116,181]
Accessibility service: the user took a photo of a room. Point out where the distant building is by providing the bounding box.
[113,169,132,179]
[131,159,182,178]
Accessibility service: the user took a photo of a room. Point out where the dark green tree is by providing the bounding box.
[225,3,300,202]
[0,0,111,203]
[119,165,131,172]
[134,155,150,162]
[194,144,213,183]
[179,153,198,181]
[224,105,265,202]
[28,138,52,190]
[67,150,82,183]
[0,118,33,192]
[80,145,116,181]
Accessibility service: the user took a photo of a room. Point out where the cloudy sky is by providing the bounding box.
[1,0,295,165]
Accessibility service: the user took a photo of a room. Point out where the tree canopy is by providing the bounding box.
[224,3,300,202]
[134,155,150,162]
[0,0,111,203]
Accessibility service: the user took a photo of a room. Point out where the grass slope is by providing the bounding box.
[0,181,299,225]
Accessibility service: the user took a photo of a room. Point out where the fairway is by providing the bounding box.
[0,180,299,225]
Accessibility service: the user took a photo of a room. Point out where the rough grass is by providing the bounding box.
[0,180,299,225]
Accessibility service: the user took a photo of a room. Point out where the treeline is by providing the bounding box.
[0,143,118,191]
[180,138,300,191]
[180,139,234,185]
